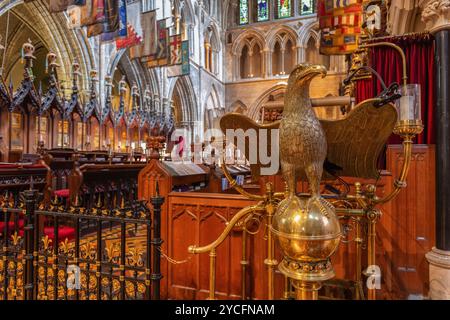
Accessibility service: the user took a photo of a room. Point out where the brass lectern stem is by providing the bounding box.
[367,210,379,300]
[283,276,291,299]
[266,211,275,300]
[355,217,363,300]
[293,281,321,300]
[208,248,217,300]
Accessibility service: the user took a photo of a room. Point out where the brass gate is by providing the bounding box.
[0,188,163,300]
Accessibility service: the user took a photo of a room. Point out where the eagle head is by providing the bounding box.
[288,63,327,87]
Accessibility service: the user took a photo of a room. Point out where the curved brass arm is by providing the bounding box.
[188,204,265,254]
[221,162,265,201]
[373,139,412,205]
[360,42,407,87]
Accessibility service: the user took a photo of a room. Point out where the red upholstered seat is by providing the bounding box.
[0,164,19,169]
[44,226,75,241]
[0,219,25,232]
[54,189,70,198]
[23,164,45,169]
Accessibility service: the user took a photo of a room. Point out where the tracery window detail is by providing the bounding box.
[239,0,249,24]
[277,0,292,19]
[257,0,269,22]
[300,0,315,15]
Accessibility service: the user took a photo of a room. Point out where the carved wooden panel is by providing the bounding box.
[379,145,435,299]
[167,193,257,300]
[155,145,436,300]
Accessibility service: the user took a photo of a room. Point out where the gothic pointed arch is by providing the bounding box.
[204,84,223,130]
[168,76,197,127]
[248,83,287,120]
[0,0,95,90]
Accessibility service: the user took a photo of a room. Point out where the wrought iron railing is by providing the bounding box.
[0,187,164,300]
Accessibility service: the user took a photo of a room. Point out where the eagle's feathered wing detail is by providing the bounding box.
[220,99,397,181]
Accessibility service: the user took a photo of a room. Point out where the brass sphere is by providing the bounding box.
[271,195,341,282]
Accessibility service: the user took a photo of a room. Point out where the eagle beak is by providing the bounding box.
[300,65,327,83]
[313,65,327,79]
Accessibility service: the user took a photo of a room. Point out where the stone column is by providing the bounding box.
[281,49,286,75]
[248,51,254,78]
[234,53,241,81]
[296,45,305,64]
[421,0,450,300]
[263,48,271,78]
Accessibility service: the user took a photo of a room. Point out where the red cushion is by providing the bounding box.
[0,164,19,169]
[0,219,25,232]
[44,226,75,241]
[54,189,70,198]
[23,164,45,169]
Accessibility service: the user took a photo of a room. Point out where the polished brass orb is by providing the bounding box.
[271,195,341,282]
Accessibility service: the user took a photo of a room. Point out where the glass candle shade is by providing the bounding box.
[396,84,422,123]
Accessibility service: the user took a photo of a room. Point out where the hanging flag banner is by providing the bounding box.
[146,19,169,67]
[87,0,119,38]
[169,34,182,66]
[67,5,82,29]
[126,0,144,58]
[116,24,142,49]
[318,0,364,55]
[49,0,85,13]
[167,40,190,78]
[140,10,158,57]
[80,0,96,26]
[86,0,107,37]
[102,0,120,34]
[181,41,190,75]
[101,0,127,42]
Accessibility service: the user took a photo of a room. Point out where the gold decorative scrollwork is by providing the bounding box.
[126,248,144,267]
[58,238,75,257]
[80,242,97,260]
[11,232,22,246]
[125,281,135,298]
[105,242,120,263]
[101,277,110,288]
[57,269,66,283]
[41,235,53,252]
[137,282,146,295]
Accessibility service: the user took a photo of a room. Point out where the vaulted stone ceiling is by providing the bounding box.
[0,0,95,91]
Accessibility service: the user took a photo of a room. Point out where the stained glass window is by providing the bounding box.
[239,0,249,25]
[277,0,292,19]
[300,0,315,15]
[257,0,269,22]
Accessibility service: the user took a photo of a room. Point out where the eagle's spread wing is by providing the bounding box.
[220,113,280,180]
[321,99,397,179]
[220,99,397,181]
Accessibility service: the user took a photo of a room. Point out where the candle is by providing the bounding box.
[141,142,147,151]
[131,142,136,150]
[399,95,415,121]
[87,136,91,143]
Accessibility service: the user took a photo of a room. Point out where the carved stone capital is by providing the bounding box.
[420,0,450,33]
[426,247,450,299]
